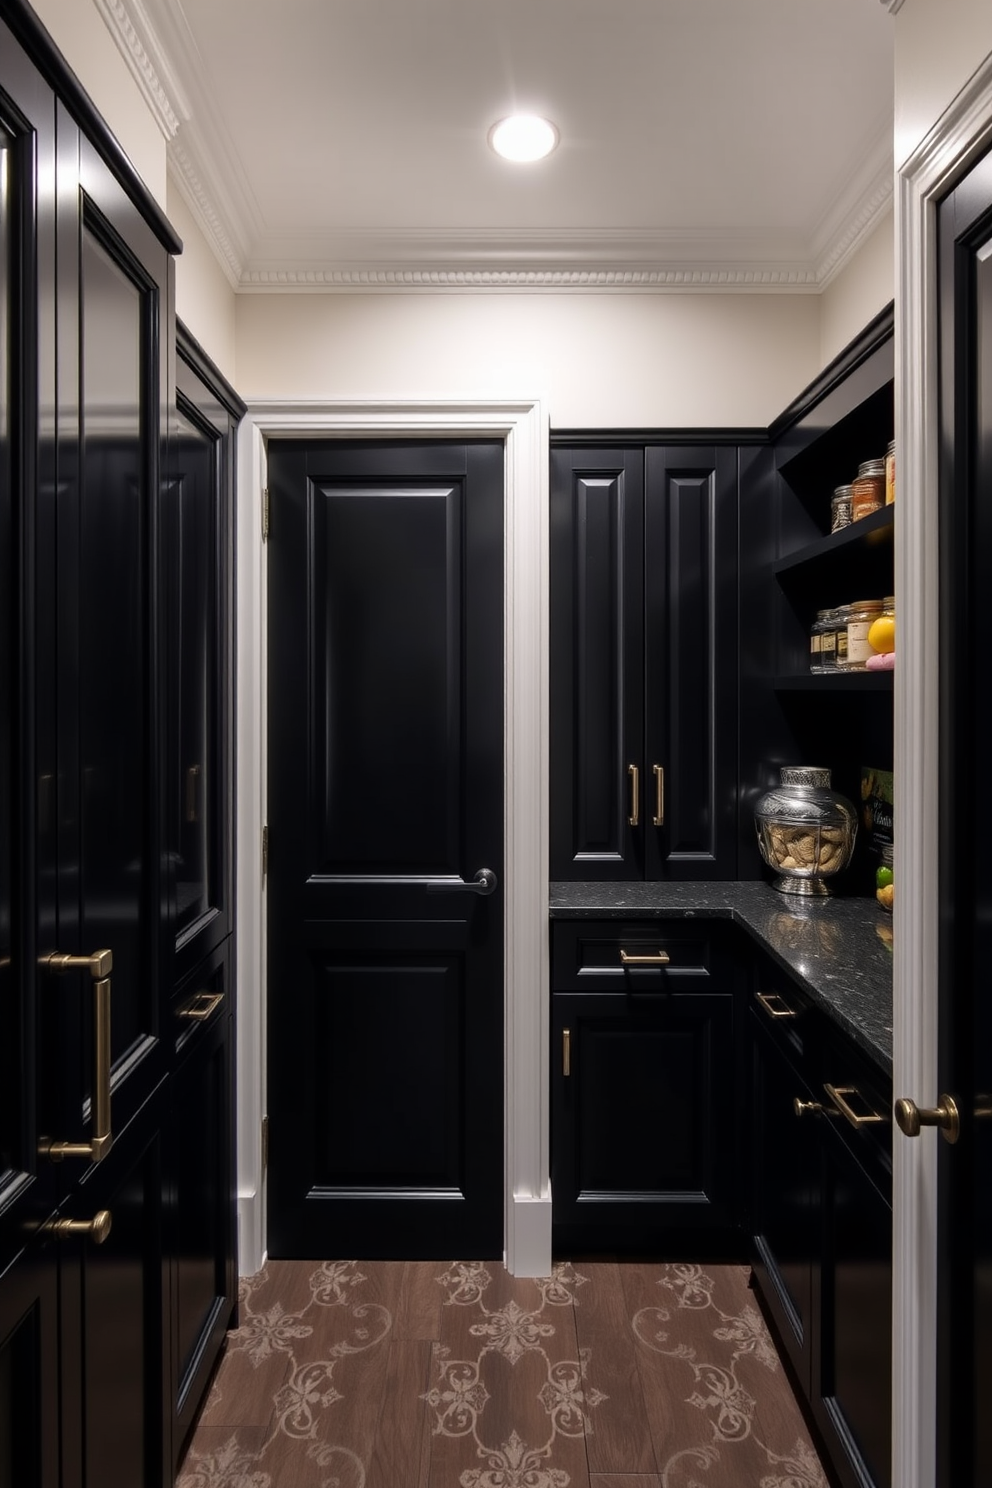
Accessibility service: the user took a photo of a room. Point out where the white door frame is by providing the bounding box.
[234,398,552,1279]
[893,52,992,1488]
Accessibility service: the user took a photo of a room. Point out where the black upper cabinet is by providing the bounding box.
[550,444,739,880]
[168,325,242,984]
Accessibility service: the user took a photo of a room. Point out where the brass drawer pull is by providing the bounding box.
[793,1098,824,1119]
[562,1028,571,1077]
[894,1094,960,1144]
[41,949,114,1163]
[756,990,797,1020]
[824,1083,887,1129]
[652,764,664,827]
[620,949,670,966]
[46,1209,113,1245]
[178,990,225,1022]
[628,764,640,827]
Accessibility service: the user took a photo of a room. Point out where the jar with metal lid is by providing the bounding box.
[754,765,858,895]
[834,604,852,668]
[809,608,835,673]
[885,440,896,505]
[831,484,853,533]
[851,459,886,520]
[845,598,884,670]
[819,607,840,671]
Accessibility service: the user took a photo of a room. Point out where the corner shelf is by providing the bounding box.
[773,672,894,692]
[772,505,894,580]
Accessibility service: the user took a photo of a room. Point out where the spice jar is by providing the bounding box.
[834,604,852,668]
[831,485,853,533]
[809,609,834,673]
[851,459,886,521]
[819,607,839,671]
[885,440,896,505]
[844,598,884,671]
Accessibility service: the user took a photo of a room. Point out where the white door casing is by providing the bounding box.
[235,399,552,1279]
[893,50,992,1488]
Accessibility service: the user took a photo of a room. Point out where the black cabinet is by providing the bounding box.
[550,920,740,1250]
[749,967,892,1488]
[550,444,739,880]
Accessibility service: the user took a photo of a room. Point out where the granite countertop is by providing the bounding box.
[549,881,894,1072]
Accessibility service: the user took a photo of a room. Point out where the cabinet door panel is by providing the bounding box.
[0,1245,59,1488]
[749,1010,817,1382]
[814,1119,892,1488]
[644,446,738,879]
[551,991,735,1247]
[550,448,644,879]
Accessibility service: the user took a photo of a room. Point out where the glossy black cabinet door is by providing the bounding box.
[551,989,736,1250]
[550,443,738,881]
[0,1243,60,1488]
[748,1008,817,1385]
[550,448,644,879]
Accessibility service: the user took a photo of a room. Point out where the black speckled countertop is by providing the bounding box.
[549,881,893,1073]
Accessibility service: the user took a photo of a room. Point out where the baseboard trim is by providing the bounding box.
[238,1187,266,1278]
[506,1193,553,1278]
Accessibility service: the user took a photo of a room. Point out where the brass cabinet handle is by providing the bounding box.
[652,764,664,827]
[894,1094,960,1145]
[46,1209,113,1245]
[823,1083,887,1129]
[628,764,639,827]
[793,1097,824,1118]
[178,990,225,1022]
[562,1028,571,1077]
[41,950,113,1163]
[619,949,670,966]
[756,990,798,1020]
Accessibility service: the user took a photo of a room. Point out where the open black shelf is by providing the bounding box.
[773,504,894,578]
[773,671,894,692]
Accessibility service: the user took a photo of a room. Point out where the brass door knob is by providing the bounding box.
[48,1209,113,1245]
[793,1097,823,1118]
[894,1094,960,1145]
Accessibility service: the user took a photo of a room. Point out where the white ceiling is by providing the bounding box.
[97,0,896,292]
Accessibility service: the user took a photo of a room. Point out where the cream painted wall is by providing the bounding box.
[895,0,992,167]
[235,290,822,429]
[819,209,894,369]
[168,182,238,385]
[29,0,167,208]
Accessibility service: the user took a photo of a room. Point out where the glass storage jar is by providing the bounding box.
[885,440,896,505]
[754,765,858,895]
[851,458,886,520]
[809,609,835,673]
[845,598,884,671]
[831,484,853,533]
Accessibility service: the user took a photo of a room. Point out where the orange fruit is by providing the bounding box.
[867,614,895,653]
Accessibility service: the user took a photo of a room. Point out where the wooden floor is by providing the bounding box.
[178,1258,828,1488]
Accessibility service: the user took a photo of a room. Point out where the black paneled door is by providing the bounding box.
[266,440,504,1257]
[936,143,992,1488]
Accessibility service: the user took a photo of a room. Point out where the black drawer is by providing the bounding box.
[172,939,230,1054]
[551,919,735,993]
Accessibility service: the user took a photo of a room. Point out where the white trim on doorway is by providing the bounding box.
[234,398,552,1279]
[894,52,992,1488]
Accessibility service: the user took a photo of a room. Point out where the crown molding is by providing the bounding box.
[881,0,905,13]
[168,146,244,290]
[92,0,189,140]
[235,264,822,293]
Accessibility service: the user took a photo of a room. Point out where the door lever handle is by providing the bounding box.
[426,869,497,896]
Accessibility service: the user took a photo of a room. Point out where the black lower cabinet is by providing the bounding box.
[749,973,892,1488]
[551,920,740,1251]
[166,941,236,1475]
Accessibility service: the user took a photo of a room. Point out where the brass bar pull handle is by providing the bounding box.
[185,763,201,823]
[178,990,225,1022]
[620,949,670,966]
[563,1028,571,1077]
[47,1209,113,1245]
[894,1094,960,1144]
[652,764,664,827]
[756,990,798,1020]
[628,764,639,827]
[42,949,113,1163]
[823,1083,887,1130]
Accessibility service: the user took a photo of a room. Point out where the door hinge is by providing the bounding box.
[261,823,269,880]
[261,1115,269,1172]
[261,486,270,542]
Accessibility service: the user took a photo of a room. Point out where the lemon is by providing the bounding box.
[867,614,895,653]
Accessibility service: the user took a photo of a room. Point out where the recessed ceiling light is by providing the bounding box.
[488,114,559,163]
